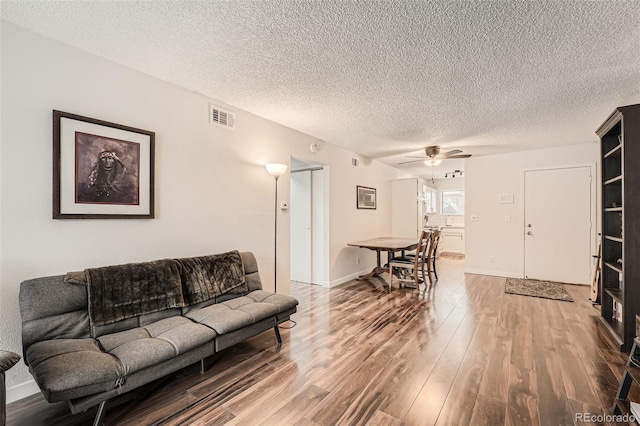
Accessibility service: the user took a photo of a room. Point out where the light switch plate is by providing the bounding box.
[471,214,479,221]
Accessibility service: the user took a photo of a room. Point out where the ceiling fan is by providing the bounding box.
[398,146,471,166]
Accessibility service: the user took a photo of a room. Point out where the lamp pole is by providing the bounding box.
[273,174,279,293]
[266,163,287,293]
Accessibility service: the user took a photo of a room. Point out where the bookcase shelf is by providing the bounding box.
[605,175,623,185]
[604,144,622,158]
[605,261,623,274]
[606,288,623,303]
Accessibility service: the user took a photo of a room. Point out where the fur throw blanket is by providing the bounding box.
[177,250,247,305]
[69,251,247,326]
[85,259,184,327]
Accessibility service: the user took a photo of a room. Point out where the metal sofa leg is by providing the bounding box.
[93,400,108,426]
[274,326,282,344]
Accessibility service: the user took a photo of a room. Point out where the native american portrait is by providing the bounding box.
[75,132,140,205]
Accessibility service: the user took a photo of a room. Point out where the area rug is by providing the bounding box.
[505,278,574,302]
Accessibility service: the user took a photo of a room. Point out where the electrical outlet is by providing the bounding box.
[356,257,360,265]
[489,255,495,262]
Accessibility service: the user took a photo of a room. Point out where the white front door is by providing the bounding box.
[524,166,593,284]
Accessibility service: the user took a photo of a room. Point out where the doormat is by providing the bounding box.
[505,278,574,302]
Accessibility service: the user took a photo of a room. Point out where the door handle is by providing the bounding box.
[527,231,533,235]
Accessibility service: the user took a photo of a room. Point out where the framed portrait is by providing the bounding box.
[53,110,155,219]
[356,185,376,209]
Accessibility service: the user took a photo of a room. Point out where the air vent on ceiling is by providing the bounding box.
[209,104,235,130]
[351,158,360,168]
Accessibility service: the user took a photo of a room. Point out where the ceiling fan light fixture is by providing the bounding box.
[424,158,442,167]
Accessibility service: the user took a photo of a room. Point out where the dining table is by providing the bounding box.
[347,237,418,279]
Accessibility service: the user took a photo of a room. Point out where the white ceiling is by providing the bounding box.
[2,1,639,179]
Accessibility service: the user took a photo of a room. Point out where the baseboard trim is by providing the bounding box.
[7,379,40,404]
[329,268,373,288]
[464,268,521,279]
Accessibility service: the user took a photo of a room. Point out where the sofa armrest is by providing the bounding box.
[0,351,20,374]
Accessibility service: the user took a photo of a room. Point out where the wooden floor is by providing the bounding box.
[7,256,631,425]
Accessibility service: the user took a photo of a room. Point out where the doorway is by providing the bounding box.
[523,165,595,284]
[290,157,328,286]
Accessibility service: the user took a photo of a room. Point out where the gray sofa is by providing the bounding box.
[19,250,297,425]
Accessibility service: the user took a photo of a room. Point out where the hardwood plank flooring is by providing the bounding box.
[7,256,625,425]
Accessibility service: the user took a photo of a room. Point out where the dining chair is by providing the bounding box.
[388,230,432,291]
[404,228,442,284]
[426,229,442,282]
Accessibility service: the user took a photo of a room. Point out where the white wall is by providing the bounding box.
[0,22,411,397]
[320,156,412,285]
[465,143,598,277]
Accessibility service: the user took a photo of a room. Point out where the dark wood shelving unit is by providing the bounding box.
[598,103,640,352]
[602,317,625,344]
[613,338,640,422]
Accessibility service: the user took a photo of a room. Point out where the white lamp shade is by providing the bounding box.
[266,163,288,177]
[424,158,442,167]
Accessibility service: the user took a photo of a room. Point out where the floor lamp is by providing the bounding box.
[266,163,287,293]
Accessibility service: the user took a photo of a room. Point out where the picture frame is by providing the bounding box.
[356,185,376,209]
[53,110,155,219]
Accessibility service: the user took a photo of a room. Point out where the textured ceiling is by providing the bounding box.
[2,1,639,179]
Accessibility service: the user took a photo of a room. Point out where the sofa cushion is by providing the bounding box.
[97,316,216,375]
[184,303,265,334]
[97,328,149,352]
[177,251,247,305]
[109,339,176,376]
[19,275,91,359]
[244,291,299,312]
[184,290,298,334]
[240,252,263,292]
[26,339,122,400]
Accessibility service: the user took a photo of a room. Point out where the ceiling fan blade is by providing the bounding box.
[443,154,471,159]
[439,149,463,158]
[397,159,426,165]
[405,156,427,159]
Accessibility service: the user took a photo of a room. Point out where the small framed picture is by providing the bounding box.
[356,185,376,209]
[53,110,155,219]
